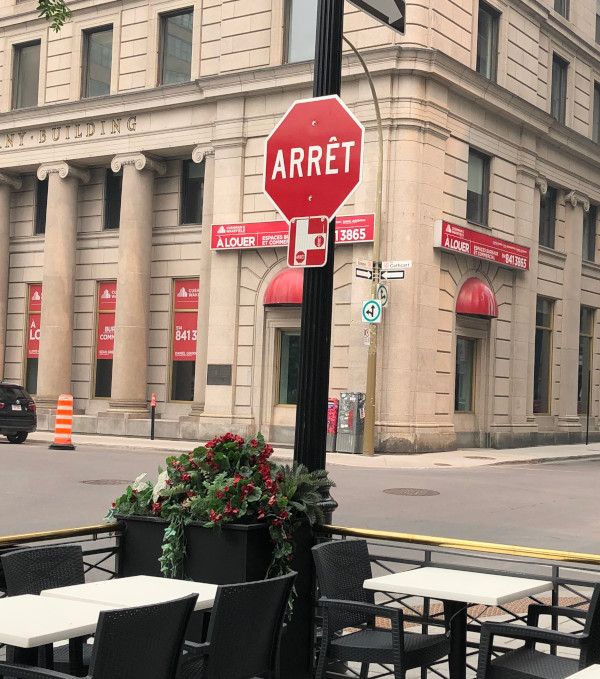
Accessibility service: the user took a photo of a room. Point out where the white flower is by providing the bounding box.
[152,470,170,503]
[132,473,151,493]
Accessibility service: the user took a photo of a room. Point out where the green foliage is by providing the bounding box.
[37,0,72,31]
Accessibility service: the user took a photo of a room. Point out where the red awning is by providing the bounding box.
[263,268,304,306]
[456,277,498,318]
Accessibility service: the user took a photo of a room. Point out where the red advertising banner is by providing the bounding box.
[27,314,40,359]
[97,313,115,359]
[29,284,42,312]
[98,281,117,311]
[210,214,375,250]
[433,220,530,270]
[173,312,197,361]
[174,279,200,310]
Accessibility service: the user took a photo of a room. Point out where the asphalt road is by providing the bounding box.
[1,440,599,555]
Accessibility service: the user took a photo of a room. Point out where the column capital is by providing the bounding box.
[534,176,548,195]
[37,162,90,184]
[111,153,166,176]
[0,171,21,190]
[192,145,215,164]
[565,190,590,212]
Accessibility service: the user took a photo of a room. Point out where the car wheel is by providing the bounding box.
[6,432,27,444]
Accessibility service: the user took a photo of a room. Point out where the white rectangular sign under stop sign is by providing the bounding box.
[287,216,329,267]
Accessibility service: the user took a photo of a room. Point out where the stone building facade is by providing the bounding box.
[1,0,600,452]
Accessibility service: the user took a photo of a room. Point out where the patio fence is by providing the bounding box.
[1,523,600,678]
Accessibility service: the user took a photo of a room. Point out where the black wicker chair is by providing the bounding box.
[312,539,450,679]
[1,545,91,675]
[177,572,296,679]
[477,583,600,679]
[0,593,198,679]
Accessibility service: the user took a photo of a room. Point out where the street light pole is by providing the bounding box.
[342,37,384,457]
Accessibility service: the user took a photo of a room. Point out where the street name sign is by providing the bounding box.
[362,299,382,323]
[380,269,405,281]
[347,0,405,35]
[263,95,365,224]
[381,259,412,269]
[288,216,329,267]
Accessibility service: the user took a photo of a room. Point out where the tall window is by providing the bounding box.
[539,186,557,249]
[278,330,300,405]
[26,284,42,395]
[13,41,40,110]
[455,337,476,412]
[554,0,568,19]
[160,10,193,84]
[551,54,568,124]
[181,159,205,224]
[104,169,122,230]
[578,307,594,415]
[35,178,48,235]
[83,26,112,98]
[95,282,116,398]
[593,82,600,143]
[466,148,489,226]
[171,279,198,402]
[533,297,553,414]
[476,2,499,81]
[596,0,600,44]
[285,0,318,63]
[583,205,597,262]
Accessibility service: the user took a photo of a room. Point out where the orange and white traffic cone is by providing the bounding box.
[49,394,76,450]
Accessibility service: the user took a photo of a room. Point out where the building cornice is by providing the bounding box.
[0,171,21,189]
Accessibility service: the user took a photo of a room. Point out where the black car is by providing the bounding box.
[0,382,37,443]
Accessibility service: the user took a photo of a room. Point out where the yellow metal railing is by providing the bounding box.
[0,523,123,548]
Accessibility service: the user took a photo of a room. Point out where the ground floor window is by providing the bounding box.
[578,307,594,415]
[534,297,553,414]
[95,281,116,398]
[278,330,300,405]
[455,337,476,411]
[171,279,199,402]
[26,284,42,395]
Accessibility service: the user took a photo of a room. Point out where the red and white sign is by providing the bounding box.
[434,220,530,271]
[173,312,197,361]
[174,279,200,311]
[211,214,374,250]
[263,95,365,223]
[29,284,42,313]
[288,217,329,268]
[27,315,40,359]
[97,314,115,359]
[98,281,117,311]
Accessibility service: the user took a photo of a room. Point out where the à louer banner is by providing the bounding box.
[27,284,42,359]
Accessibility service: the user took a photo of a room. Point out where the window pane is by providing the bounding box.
[476,2,497,80]
[286,0,318,63]
[161,11,193,84]
[596,1,600,44]
[466,149,488,225]
[583,205,597,262]
[533,298,552,414]
[35,178,48,235]
[14,42,40,109]
[455,338,476,412]
[539,187,556,248]
[171,360,195,401]
[578,308,593,415]
[181,159,205,224]
[95,359,113,398]
[536,298,553,328]
[84,28,112,98]
[25,358,38,395]
[279,331,300,405]
[551,55,567,124]
[594,83,600,143]
[104,169,122,230]
[554,0,568,18]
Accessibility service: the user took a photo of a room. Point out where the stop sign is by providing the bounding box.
[263,95,364,223]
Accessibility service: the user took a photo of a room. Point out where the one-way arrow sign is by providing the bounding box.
[347,0,406,35]
[380,269,405,281]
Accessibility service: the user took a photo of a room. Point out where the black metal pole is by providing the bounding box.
[293,0,344,473]
[586,369,591,445]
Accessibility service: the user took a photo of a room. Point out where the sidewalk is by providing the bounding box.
[27,430,600,469]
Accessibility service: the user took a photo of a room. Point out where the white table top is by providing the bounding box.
[41,575,218,612]
[0,594,111,648]
[363,567,552,606]
[566,666,600,679]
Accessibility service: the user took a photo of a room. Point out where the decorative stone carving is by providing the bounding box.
[37,162,90,184]
[535,176,548,195]
[111,153,166,176]
[191,146,215,164]
[0,172,22,190]
[565,190,590,212]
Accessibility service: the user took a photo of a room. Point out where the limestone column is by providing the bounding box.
[108,153,165,416]
[0,172,21,381]
[557,190,587,433]
[35,162,90,408]
[185,146,215,417]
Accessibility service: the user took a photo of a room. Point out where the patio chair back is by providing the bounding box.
[312,539,376,632]
[581,583,600,667]
[201,572,296,679]
[89,594,197,679]
[1,544,85,596]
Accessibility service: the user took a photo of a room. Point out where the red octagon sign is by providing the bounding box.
[263,95,364,224]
